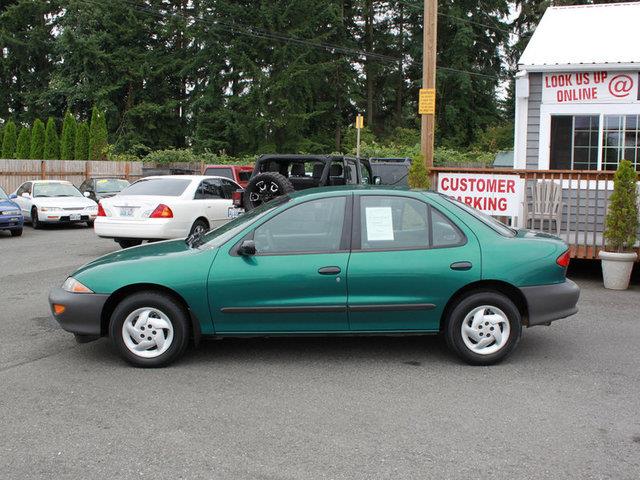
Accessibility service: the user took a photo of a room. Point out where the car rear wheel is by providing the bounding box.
[86,220,94,228]
[31,208,41,229]
[189,218,209,236]
[444,291,522,366]
[109,292,190,367]
[11,228,23,237]
[116,238,143,249]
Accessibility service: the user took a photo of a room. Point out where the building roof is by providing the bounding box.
[519,2,640,71]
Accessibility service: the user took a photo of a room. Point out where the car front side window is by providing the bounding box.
[252,196,347,254]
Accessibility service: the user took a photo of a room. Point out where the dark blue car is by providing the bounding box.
[0,186,24,237]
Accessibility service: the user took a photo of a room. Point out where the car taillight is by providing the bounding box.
[556,250,570,268]
[232,189,243,207]
[149,204,173,218]
[97,202,106,217]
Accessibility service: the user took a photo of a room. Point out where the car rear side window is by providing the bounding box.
[253,196,347,254]
[204,167,233,180]
[358,196,465,251]
[121,178,191,196]
[238,171,252,182]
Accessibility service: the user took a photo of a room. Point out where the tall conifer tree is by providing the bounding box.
[16,126,31,159]
[60,111,77,160]
[44,117,60,160]
[30,118,45,159]
[1,120,17,158]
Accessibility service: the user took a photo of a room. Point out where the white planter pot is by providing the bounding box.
[599,250,637,290]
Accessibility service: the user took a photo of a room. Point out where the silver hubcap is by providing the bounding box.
[461,305,511,355]
[122,307,174,358]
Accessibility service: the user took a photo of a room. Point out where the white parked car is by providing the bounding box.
[11,180,98,229]
[94,175,243,248]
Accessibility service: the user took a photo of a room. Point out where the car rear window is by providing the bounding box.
[120,178,191,196]
[95,179,130,193]
[440,194,517,237]
[204,167,233,180]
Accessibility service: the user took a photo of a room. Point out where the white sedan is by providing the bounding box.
[11,180,98,228]
[94,175,243,248]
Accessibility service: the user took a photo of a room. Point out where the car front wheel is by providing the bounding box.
[109,292,190,367]
[444,291,522,366]
[116,238,143,249]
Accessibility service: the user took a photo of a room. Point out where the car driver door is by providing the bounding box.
[208,195,352,333]
[14,182,32,217]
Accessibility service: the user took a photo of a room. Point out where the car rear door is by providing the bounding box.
[196,178,236,229]
[346,193,481,332]
[208,195,352,333]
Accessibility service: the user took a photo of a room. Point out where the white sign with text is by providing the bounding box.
[437,173,524,217]
[542,71,639,104]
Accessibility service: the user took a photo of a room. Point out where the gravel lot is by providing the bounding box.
[1,226,639,479]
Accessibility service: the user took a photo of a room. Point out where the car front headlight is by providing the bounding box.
[62,277,94,294]
[39,206,61,212]
[1,210,20,216]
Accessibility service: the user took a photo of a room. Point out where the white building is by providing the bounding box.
[514,2,640,172]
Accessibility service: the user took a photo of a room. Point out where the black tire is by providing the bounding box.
[109,291,190,368]
[243,172,294,210]
[31,208,41,229]
[444,291,522,366]
[10,228,23,237]
[116,238,143,249]
[86,220,94,228]
[189,218,209,236]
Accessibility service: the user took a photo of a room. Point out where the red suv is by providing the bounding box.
[202,165,253,188]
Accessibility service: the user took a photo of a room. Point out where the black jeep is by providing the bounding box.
[237,154,380,210]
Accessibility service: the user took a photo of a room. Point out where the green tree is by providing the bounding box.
[1,120,17,158]
[604,160,639,252]
[60,111,77,160]
[89,106,108,160]
[15,126,31,159]
[74,121,89,160]
[407,155,430,189]
[44,117,60,159]
[30,118,45,159]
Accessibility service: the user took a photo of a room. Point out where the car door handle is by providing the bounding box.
[450,261,473,271]
[318,266,341,275]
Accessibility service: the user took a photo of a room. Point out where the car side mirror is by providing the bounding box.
[237,239,256,256]
[21,192,31,198]
[9,193,17,199]
[373,176,382,185]
[83,191,91,197]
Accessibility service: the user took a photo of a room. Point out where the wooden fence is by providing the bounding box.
[0,159,144,193]
[430,167,640,260]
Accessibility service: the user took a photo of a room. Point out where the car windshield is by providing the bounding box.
[439,194,517,237]
[201,195,291,248]
[33,183,83,198]
[120,178,191,196]
[0,186,7,200]
[95,179,130,193]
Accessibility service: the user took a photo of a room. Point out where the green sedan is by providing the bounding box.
[49,186,579,367]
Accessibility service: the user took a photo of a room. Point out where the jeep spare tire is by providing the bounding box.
[243,172,294,210]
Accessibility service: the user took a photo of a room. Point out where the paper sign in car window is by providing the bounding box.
[365,207,394,241]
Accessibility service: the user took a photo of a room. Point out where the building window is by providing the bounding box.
[549,115,599,170]
[602,115,640,171]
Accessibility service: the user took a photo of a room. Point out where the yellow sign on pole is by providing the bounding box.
[418,88,436,115]
[355,114,364,129]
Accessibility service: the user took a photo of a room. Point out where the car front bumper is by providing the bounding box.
[38,209,96,223]
[49,287,109,336]
[94,217,188,240]
[520,279,580,327]
[0,214,24,230]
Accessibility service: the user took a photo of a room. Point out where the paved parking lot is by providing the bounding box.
[1,226,639,479]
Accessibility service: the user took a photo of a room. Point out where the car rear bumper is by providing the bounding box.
[94,217,186,239]
[520,279,580,327]
[49,287,108,336]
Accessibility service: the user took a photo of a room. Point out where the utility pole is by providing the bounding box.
[420,0,438,169]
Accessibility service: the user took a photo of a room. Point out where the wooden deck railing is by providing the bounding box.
[430,167,639,260]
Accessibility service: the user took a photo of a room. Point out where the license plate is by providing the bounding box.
[69,213,81,221]
[120,207,134,217]
[227,207,243,219]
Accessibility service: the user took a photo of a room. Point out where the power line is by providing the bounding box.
[396,0,512,35]
[72,0,501,81]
